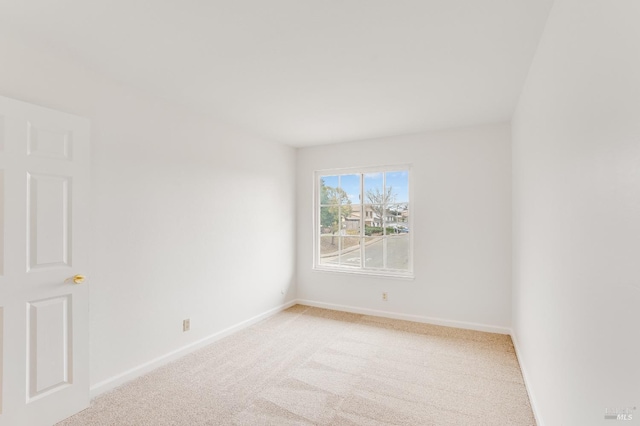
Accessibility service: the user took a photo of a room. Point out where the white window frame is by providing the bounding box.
[313,164,414,278]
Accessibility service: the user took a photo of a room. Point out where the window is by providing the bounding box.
[314,166,412,277]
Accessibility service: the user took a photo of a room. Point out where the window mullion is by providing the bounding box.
[382,172,387,269]
[360,173,364,269]
[338,174,342,266]
[317,179,320,267]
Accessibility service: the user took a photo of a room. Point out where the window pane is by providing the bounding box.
[364,205,384,230]
[320,206,339,235]
[396,203,409,229]
[384,203,408,234]
[385,171,409,203]
[343,205,360,235]
[364,172,383,204]
[386,234,410,270]
[340,237,361,267]
[365,171,395,232]
[319,236,340,266]
[364,237,384,269]
[343,211,361,237]
[319,175,339,205]
[339,174,360,205]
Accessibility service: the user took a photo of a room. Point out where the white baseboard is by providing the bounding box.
[511,331,544,426]
[89,299,298,399]
[296,299,512,335]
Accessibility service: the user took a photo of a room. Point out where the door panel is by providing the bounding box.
[0,95,90,426]
[27,295,72,401]
[28,173,72,270]
[27,123,72,161]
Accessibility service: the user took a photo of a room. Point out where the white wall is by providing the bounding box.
[0,36,296,390]
[297,124,512,331]
[512,0,640,424]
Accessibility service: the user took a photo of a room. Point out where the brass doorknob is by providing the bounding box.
[73,274,86,284]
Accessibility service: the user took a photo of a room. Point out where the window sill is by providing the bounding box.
[313,266,415,280]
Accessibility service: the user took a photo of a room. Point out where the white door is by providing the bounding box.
[0,95,90,426]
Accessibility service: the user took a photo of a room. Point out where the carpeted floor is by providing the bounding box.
[58,305,536,425]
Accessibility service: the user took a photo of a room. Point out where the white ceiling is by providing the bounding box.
[0,0,554,146]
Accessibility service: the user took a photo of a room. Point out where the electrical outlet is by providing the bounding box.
[183,318,190,332]
[382,292,388,301]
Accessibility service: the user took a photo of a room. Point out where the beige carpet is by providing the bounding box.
[58,305,535,425]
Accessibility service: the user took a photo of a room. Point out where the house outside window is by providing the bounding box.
[314,166,412,277]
